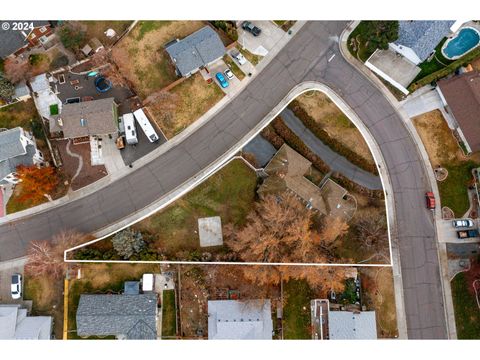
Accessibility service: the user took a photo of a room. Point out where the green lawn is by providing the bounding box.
[438,161,478,218]
[138,159,258,256]
[412,38,452,82]
[162,290,177,338]
[283,280,313,339]
[451,272,480,339]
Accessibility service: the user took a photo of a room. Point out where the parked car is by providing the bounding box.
[452,219,474,228]
[231,51,246,65]
[11,273,22,300]
[457,229,479,239]
[425,192,435,210]
[215,72,229,88]
[224,69,234,80]
[242,21,261,36]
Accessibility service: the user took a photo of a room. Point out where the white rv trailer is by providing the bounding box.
[123,113,138,145]
[133,108,159,143]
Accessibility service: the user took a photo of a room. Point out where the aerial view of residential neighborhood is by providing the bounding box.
[2,15,480,345]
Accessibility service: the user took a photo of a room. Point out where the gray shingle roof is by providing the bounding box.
[329,311,377,340]
[208,299,273,339]
[59,97,117,138]
[396,21,455,62]
[76,293,157,339]
[0,21,50,59]
[0,304,52,339]
[166,26,226,76]
[14,81,30,98]
[0,127,26,162]
[0,144,35,181]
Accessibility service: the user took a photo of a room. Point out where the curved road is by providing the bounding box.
[0,21,447,338]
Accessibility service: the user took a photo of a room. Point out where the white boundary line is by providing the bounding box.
[65,81,394,268]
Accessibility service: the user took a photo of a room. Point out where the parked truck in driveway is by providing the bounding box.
[457,229,479,239]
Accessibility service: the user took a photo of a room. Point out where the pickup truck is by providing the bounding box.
[456,229,479,239]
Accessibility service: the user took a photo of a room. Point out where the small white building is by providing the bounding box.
[0,127,44,184]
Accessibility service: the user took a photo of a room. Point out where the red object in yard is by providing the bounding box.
[425,191,435,210]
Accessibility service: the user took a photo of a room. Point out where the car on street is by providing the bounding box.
[231,51,246,65]
[457,229,479,239]
[452,219,474,228]
[425,192,435,210]
[11,273,22,300]
[224,69,234,80]
[215,72,229,88]
[242,21,261,36]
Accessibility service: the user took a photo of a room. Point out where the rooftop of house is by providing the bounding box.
[165,26,226,76]
[0,127,27,162]
[76,293,157,340]
[0,144,36,182]
[58,97,118,138]
[395,21,455,62]
[328,310,377,340]
[14,81,30,98]
[29,73,51,93]
[208,299,273,340]
[0,304,52,340]
[257,144,347,215]
[0,21,50,59]
[438,71,480,152]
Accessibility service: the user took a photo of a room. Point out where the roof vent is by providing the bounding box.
[80,118,87,127]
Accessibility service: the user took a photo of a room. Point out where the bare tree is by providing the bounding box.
[353,209,388,248]
[3,58,31,83]
[26,230,86,278]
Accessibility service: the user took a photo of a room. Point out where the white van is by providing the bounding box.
[133,108,159,143]
[123,113,138,145]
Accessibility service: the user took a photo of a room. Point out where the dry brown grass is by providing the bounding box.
[295,91,375,167]
[80,263,160,288]
[77,21,132,46]
[147,73,225,138]
[360,267,398,338]
[112,21,206,98]
[412,110,464,166]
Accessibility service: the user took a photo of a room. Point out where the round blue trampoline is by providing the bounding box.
[95,76,112,93]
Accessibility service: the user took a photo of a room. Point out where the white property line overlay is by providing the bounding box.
[65,82,394,268]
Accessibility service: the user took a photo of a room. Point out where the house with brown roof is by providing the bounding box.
[258,144,348,216]
[50,97,118,141]
[437,71,480,153]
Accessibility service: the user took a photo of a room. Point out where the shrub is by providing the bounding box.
[111,228,146,259]
[210,21,238,42]
[58,25,86,50]
[50,54,69,69]
[0,75,14,99]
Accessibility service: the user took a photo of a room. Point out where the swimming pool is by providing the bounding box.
[442,27,480,59]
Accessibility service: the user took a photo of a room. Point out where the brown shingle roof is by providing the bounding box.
[258,144,347,215]
[59,98,117,138]
[438,71,480,152]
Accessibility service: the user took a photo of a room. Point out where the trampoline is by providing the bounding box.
[95,76,112,93]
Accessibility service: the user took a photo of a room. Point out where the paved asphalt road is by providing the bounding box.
[0,22,447,339]
[281,108,382,190]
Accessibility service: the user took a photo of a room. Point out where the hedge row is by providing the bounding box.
[261,125,285,149]
[409,46,480,91]
[332,171,384,199]
[288,100,378,175]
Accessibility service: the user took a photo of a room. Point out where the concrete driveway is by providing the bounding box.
[237,21,285,56]
[207,59,242,95]
[227,48,256,76]
[0,258,27,305]
[401,86,444,118]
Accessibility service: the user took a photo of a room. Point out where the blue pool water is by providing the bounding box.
[443,28,480,59]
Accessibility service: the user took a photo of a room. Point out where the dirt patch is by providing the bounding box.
[80,263,160,289]
[77,21,132,46]
[112,21,206,98]
[54,140,107,191]
[359,267,398,338]
[146,73,225,138]
[294,91,376,168]
[463,258,480,297]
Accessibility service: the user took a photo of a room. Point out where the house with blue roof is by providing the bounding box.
[390,21,456,64]
[165,26,226,77]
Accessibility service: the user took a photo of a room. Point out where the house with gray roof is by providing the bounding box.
[0,304,52,339]
[0,127,44,184]
[328,310,377,340]
[0,21,51,59]
[390,21,455,64]
[14,81,31,101]
[208,299,273,339]
[51,97,118,139]
[165,26,226,77]
[76,292,158,339]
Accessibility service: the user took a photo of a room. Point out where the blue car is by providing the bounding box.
[215,72,229,88]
